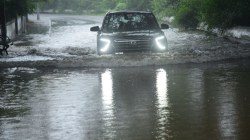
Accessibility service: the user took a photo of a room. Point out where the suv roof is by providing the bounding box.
[107,11,152,14]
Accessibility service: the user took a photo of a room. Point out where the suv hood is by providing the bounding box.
[102,30,164,38]
[114,30,163,36]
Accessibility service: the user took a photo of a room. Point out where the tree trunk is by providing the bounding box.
[37,2,40,20]
[26,14,29,22]
[0,0,7,41]
[15,15,18,35]
[21,16,26,33]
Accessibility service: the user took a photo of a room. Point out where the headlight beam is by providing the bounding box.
[155,36,166,50]
[100,38,111,52]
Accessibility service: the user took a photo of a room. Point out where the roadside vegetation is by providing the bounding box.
[41,0,250,30]
[2,0,250,30]
[1,0,37,22]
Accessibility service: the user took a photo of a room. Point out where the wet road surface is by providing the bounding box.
[1,60,250,140]
[1,14,250,140]
[1,14,250,67]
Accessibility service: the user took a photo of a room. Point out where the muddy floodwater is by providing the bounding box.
[1,14,250,139]
[1,60,250,140]
[1,14,250,67]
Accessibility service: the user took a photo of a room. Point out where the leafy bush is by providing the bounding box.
[31,0,250,29]
[174,5,199,29]
[114,2,127,11]
[201,0,250,29]
[151,0,179,20]
[3,0,35,22]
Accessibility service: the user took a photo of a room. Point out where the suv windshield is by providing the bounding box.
[102,13,160,33]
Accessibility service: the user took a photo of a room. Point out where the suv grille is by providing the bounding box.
[113,36,152,52]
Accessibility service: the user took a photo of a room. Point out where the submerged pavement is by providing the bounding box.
[1,14,250,68]
[1,60,250,139]
[1,14,250,140]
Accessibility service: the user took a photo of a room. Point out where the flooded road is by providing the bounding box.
[1,14,250,139]
[1,14,250,67]
[1,60,250,140]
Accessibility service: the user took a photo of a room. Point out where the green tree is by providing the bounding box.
[126,0,152,11]
[20,0,250,29]
[174,0,201,29]
[4,0,36,21]
[201,0,250,29]
[152,0,180,18]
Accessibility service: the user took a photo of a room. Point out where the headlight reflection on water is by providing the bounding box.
[156,69,168,108]
[101,69,116,137]
[155,69,169,138]
[101,69,114,108]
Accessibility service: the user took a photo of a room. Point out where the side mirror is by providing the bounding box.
[161,24,169,29]
[90,26,100,32]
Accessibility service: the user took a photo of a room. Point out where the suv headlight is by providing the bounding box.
[100,38,111,52]
[155,36,167,50]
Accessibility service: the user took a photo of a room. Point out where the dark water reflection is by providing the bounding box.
[1,60,250,140]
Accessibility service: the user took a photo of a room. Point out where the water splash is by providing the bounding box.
[2,14,250,68]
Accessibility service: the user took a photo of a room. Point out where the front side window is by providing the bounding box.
[102,13,159,33]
